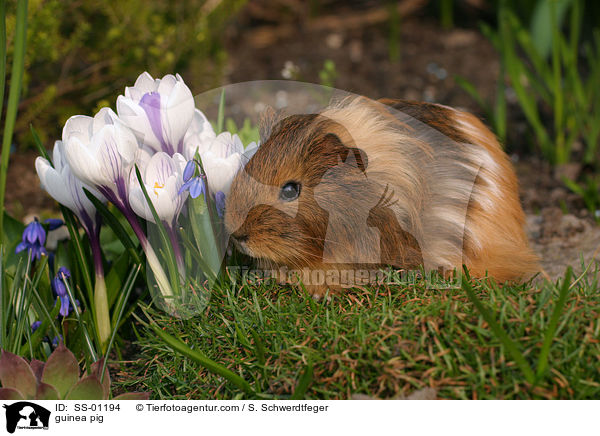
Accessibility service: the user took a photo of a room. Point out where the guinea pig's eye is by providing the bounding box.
[280,181,301,202]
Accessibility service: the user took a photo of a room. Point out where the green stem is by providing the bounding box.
[0,0,28,243]
[94,274,111,352]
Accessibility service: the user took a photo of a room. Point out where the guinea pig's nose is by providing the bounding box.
[231,231,248,243]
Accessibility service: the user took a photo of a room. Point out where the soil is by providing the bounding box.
[6,1,599,279]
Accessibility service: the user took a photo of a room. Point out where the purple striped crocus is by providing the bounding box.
[62,107,173,304]
[117,72,200,157]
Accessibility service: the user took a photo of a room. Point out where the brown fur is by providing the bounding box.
[225,97,539,297]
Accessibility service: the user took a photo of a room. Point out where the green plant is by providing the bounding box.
[457,0,600,166]
[3,0,246,152]
[318,59,338,88]
[0,344,148,400]
[118,264,600,399]
[0,0,28,244]
[563,175,600,219]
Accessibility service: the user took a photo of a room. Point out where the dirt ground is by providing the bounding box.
[6,2,599,279]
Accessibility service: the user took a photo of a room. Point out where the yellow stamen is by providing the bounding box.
[153,181,164,197]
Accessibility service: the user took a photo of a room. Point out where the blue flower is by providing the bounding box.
[44,218,64,230]
[51,276,67,297]
[15,218,47,261]
[179,175,206,199]
[52,335,63,347]
[57,266,71,279]
[215,191,226,218]
[31,321,42,332]
[52,267,73,316]
[183,160,196,183]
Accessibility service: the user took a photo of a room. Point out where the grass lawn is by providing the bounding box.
[116,265,600,400]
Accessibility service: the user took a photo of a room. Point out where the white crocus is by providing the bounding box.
[183,109,216,160]
[35,140,105,232]
[200,132,246,196]
[129,152,188,226]
[117,72,195,156]
[36,140,111,349]
[63,107,140,207]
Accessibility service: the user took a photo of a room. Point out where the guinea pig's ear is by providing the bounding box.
[259,105,284,143]
[323,133,368,173]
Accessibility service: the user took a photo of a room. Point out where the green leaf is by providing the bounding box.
[30,125,51,161]
[0,0,28,244]
[0,387,24,400]
[291,361,313,399]
[89,358,110,400]
[0,350,37,399]
[65,376,105,400]
[147,321,254,395]
[41,343,80,399]
[105,250,131,309]
[36,382,60,400]
[216,88,226,134]
[1,212,24,246]
[530,0,572,59]
[536,268,573,379]
[461,270,536,385]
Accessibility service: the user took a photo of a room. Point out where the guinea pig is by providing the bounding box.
[224,96,539,298]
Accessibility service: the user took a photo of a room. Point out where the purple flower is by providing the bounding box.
[52,335,63,347]
[31,321,42,332]
[215,191,226,218]
[179,175,206,199]
[116,72,197,156]
[52,267,73,316]
[15,218,47,261]
[51,276,67,297]
[183,160,196,182]
[44,218,64,230]
[57,266,71,279]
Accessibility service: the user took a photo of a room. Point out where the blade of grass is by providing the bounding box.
[0,0,6,117]
[216,88,225,134]
[290,361,314,399]
[62,274,98,362]
[101,264,140,384]
[461,270,536,384]
[0,0,28,243]
[30,125,51,161]
[535,268,573,379]
[60,206,94,303]
[137,310,255,395]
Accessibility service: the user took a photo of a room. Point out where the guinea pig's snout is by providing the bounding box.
[230,230,251,255]
[231,231,248,243]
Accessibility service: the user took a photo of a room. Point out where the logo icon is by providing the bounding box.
[2,402,50,433]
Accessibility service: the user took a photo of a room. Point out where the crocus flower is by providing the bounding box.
[184,109,217,160]
[129,152,188,226]
[200,132,245,196]
[36,140,105,236]
[117,72,196,156]
[15,218,47,261]
[63,107,140,210]
[63,108,173,305]
[37,140,111,346]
